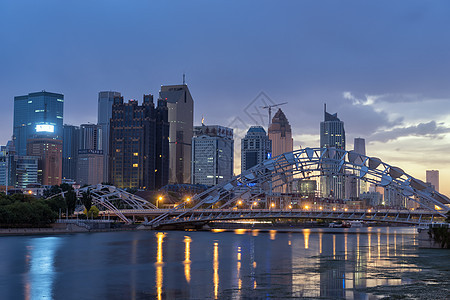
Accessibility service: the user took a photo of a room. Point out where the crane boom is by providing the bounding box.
[261,102,288,126]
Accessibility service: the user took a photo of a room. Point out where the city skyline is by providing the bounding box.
[1,1,450,194]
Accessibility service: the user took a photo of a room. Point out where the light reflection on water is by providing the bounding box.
[0,227,428,299]
[24,237,62,300]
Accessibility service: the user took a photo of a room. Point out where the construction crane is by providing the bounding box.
[261,102,288,126]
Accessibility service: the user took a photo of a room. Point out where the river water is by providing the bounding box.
[0,227,449,299]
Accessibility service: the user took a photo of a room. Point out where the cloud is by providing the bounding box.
[370,121,450,142]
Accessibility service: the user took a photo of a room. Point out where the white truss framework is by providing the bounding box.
[150,147,450,227]
[77,184,156,224]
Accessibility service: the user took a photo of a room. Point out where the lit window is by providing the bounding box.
[133,163,138,167]
[133,152,138,156]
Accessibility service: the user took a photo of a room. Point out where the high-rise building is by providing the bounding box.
[11,155,39,189]
[241,126,272,173]
[77,124,103,186]
[27,138,63,186]
[426,170,439,192]
[191,124,234,186]
[109,94,169,189]
[320,105,345,199]
[62,125,80,181]
[98,91,121,183]
[268,109,293,193]
[268,109,293,157]
[77,150,103,186]
[13,91,64,156]
[353,137,367,196]
[159,84,194,184]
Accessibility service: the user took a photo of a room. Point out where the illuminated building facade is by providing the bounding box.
[109,94,169,189]
[13,91,64,156]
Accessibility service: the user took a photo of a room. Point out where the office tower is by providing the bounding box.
[241,126,272,173]
[77,124,103,186]
[109,94,169,189]
[268,109,293,157]
[159,84,194,184]
[155,97,170,189]
[98,91,121,183]
[268,109,293,193]
[191,124,234,186]
[13,91,64,156]
[62,125,80,181]
[320,105,345,199]
[426,170,439,192]
[11,156,39,189]
[27,138,63,186]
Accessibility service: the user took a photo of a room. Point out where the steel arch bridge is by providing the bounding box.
[149,147,450,228]
[77,184,156,224]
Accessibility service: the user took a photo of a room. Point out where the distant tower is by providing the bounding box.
[241,126,272,173]
[320,104,346,199]
[353,137,367,195]
[97,91,121,183]
[426,170,439,192]
[159,84,194,184]
[62,125,80,181]
[268,109,293,193]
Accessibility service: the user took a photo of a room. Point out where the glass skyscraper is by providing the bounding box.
[320,104,346,199]
[13,91,64,156]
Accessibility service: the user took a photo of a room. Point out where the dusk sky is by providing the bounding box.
[1,1,450,194]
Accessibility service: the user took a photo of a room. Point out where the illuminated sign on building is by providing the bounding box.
[35,124,55,133]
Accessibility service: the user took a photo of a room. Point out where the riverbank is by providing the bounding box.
[0,223,138,236]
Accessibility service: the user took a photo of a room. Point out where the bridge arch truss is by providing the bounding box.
[150,147,450,227]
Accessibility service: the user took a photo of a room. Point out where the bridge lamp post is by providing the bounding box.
[288,205,292,210]
[271,203,275,209]
[304,205,309,210]
[319,206,323,210]
[237,200,243,206]
[157,196,163,209]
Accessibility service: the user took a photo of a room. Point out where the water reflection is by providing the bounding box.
[213,241,219,299]
[24,237,62,300]
[155,232,165,300]
[2,227,427,299]
[303,229,310,249]
[184,236,191,283]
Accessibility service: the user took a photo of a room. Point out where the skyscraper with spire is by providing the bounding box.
[320,104,346,199]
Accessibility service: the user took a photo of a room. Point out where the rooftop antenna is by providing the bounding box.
[261,102,288,127]
[183,73,186,85]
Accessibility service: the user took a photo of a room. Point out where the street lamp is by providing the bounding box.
[157,196,163,208]
[271,203,275,209]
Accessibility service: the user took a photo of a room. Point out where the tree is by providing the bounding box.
[87,205,99,219]
[81,191,92,212]
[65,190,77,215]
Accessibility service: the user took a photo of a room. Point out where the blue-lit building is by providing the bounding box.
[241,126,272,173]
[13,91,64,156]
